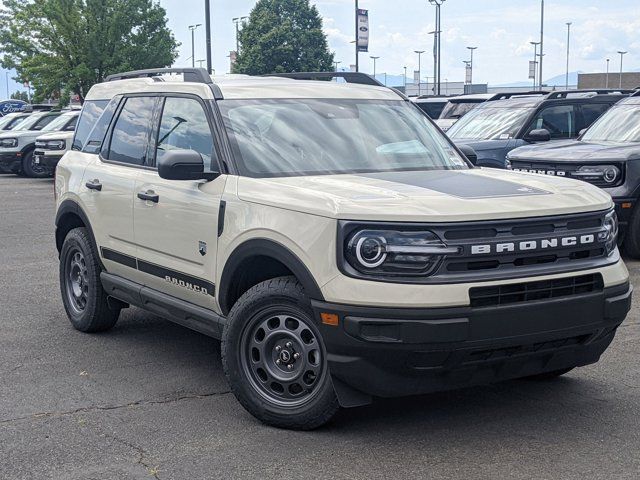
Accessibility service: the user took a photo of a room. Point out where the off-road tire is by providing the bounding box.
[21,150,49,178]
[222,276,339,430]
[59,227,120,332]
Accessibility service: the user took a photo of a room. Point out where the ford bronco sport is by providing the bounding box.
[54,69,632,430]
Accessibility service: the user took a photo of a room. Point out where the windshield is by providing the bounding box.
[220,99,468,178]
[13,113,49,131]
[0,114,26,130]
[41,113,76,132]
[439,101,482,120]
[581,104,640,143]
[447,106,532,140]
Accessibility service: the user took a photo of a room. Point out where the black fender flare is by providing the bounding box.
[55,199,99,258]
[218,238,325,314]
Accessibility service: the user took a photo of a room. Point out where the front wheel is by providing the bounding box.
[21,150,49,178]
[222,277,339,430]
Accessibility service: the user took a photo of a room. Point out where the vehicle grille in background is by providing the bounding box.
[511,161,623,188]
[469,273,604,308]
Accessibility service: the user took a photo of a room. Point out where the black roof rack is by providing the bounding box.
[487,91,550,101]
[266,72,384,87]
[631,90,640,97]
[105,68,213,84]
[546,89,634,99]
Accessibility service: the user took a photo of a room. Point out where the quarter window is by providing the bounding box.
[73,100,109,151]
[105,97,156,166]
[155,97,216,171]
[527,105,576,139]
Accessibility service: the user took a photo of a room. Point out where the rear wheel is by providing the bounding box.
[59,227,120,332]
[222,277,338,430]
[21,150,49,178]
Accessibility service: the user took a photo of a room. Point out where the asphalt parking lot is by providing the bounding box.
[1,174,640,480]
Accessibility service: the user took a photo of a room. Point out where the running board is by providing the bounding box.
[100,272,225,339]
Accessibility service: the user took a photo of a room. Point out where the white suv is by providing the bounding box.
[54,68,632,430]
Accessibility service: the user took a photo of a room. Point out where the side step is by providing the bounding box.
[100,272,225,339]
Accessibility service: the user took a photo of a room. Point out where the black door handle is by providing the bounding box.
[137,190,159,203]
[85,180,102,191]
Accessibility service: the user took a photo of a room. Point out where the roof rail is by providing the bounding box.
[632,89,640,97]
[105,68,212,84]
[546,89,634,99]
[487,91,550,101]
[265,72,384,87]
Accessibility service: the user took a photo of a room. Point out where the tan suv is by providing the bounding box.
[54,68,631,429]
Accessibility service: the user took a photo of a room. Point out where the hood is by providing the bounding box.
[36,131,74,142]
[0,129,41,140]
[237,168,612,222]
[452,138,512,152]
[508,140,640,163]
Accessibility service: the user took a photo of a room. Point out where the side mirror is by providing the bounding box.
[457,144,478,165]
[157,149,219,181]
[525,128,551,142]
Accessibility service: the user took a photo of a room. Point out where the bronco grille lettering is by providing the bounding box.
[471,234,596,255]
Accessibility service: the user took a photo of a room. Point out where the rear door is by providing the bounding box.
[133,95,226,309]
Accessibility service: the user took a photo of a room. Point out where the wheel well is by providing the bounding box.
[55,212,86,253]
[221,255,294,315]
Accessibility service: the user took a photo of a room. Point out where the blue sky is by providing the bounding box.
[2,0,639,97]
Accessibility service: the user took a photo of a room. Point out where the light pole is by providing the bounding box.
[565,22,571,90]
[606,58,610,88]
[428,31,438,95]
[196,59,206,68]
[539,0,545,91]
[428,0,446,95]
[354,0,359,72]
[188,24,202,68]
[370,56,380,78]
[463,60,471,87]
[334,60,341,72]
[467,46,477,85]
[618,51,627,89]
[232,17,248,55]
[403,66,407,89]
[530,41,540,89]
[415,50,425,96]
[204,0,212,74]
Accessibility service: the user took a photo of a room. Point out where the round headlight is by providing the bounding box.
[355,235,387,268]
[603,166,619,184]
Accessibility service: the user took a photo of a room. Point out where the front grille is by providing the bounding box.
[469,273,604,308]
[511,160,623,188]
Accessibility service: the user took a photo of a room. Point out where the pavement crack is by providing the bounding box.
[101,431,162,479]
[0,389,232,425]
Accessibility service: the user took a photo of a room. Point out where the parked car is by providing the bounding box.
[508,91,640,256]
[0,110,62,177]
[33,111,79,174]
[53,68,630,430]
[435,93,496,131]
[0,111,31,131]
[412,96,449,119]
[447,90,632,168]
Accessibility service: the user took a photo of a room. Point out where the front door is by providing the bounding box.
[133,96,226,310]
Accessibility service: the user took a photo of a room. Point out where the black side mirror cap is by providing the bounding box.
[524,128,551,142]
[457,144,478,165]
[157,149,220,181]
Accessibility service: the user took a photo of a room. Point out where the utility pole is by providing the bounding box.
[565,22,571,90]
[530,42,540,89]
[539,0,545,91]
[232,17,248,55]
[428,1,446,95]
[415,50,425,96]
[467,46,477,85]
[370,56,380,78]
[618,51,627,89]
[606,58,610,88]
[188,24,202,68]
[354,0,359,72]
[204,0,212,74]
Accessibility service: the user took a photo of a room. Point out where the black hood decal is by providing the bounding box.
[358,171,550,199]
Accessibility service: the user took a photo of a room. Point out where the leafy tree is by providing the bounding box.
[234,0,334,75]
[10,90,29,101]
[0,0,179,103]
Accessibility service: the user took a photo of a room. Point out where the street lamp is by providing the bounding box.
[428,0,446,95]
[467,46,477,85]
[334,60,342,72]
[530,41,540,89]
[403,66,408,89]
[414,50,425,96]
[538,0,545,91]
[606,58,610,88]
[370,56,380,78]
[565,22,572,90]
[188,24,202,68]
[618,51,627,89]
[232,17,248,55]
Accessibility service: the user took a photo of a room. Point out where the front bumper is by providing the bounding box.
[0,151,21,173]
[314,280,632,398]
[33,150,63,169]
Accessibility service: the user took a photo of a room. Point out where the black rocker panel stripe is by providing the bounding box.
[100,247,215,297]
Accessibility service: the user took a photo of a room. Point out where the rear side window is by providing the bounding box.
[155,97,216,171]
[73,100,109,151]
[526,105,576,139]
[64,115,78,131]
[104,96,156,166]
[580,103,611,131]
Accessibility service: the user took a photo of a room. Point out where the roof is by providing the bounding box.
[86,72,403,102]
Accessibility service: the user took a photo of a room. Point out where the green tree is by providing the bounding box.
[0,0,179,103]
[234,0,334,75]
[10,90,29,101]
